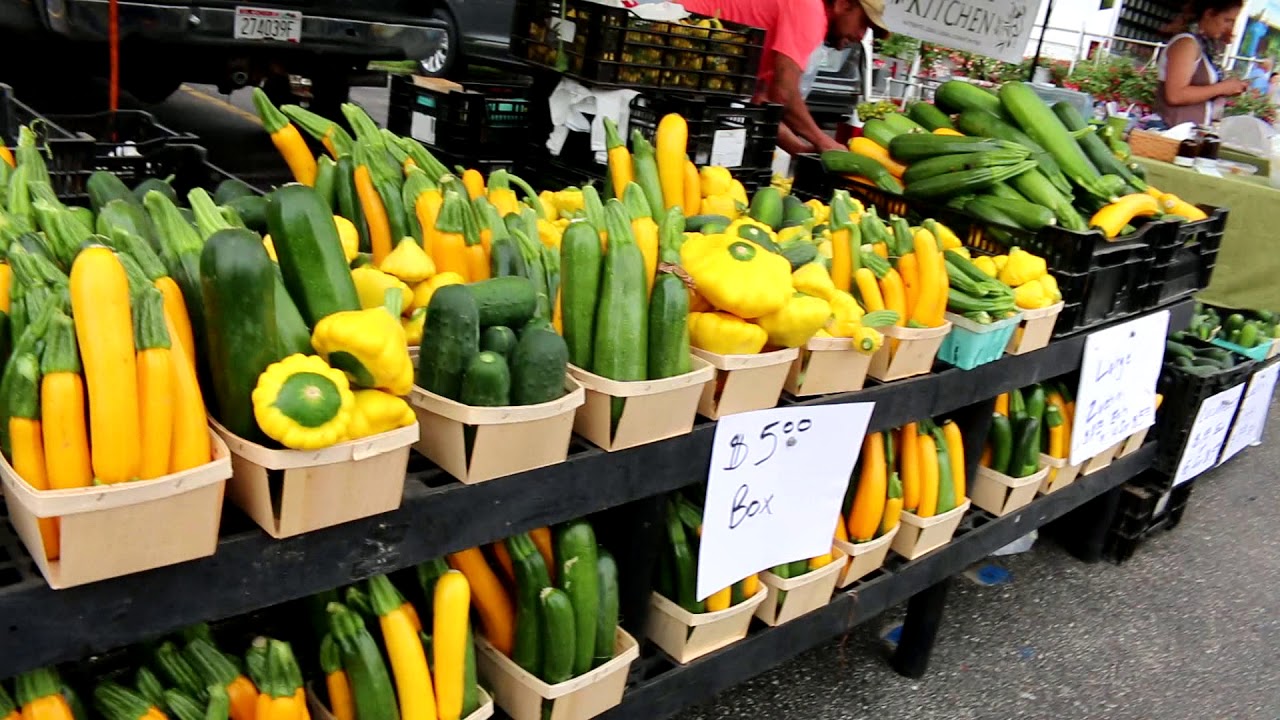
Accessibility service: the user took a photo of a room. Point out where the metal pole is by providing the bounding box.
[1027,0,1055,82]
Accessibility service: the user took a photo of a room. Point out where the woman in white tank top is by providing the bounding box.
[1155,0,1248,127]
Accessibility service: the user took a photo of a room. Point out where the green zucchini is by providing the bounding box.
[271,265,313,357]
[416,284,479,401]
[594,549,620,668]
[963,197,1026,230]
[630,132,665,219]
[133,667,167,711]
[935,80,1006,117]
[881,112,926,135]
[96,199,157,253]
[460,351,511,407]
[335,155,371,253]
[819,150,904,193]
[94,683,157,720]
[328,603,400,720]
[154,641,208,702]
[906,101,956,131]
[648,264,692,381]
[214,177,258,204]
[556,520,600,677]
[468,276,537,328]
[1010,417,1041,478]
[87,171,139,212]
[999,82,1110,200]
[226,195,269,233]
[507,533,552,677]
[594,200,648,417]
[902,150,1031,186]
[1009,169,1088,231]
[861,118,900,148]
[560,220,603,369]
[163,691,204,720]
[314,155,338,210]
[510,326,568,405]
[931,425,957,514]
[538,588,576,684]
[988,412,1013,475]
[904,160,1038,200]
[200,228,282,440]
[954,109,1074,194]
[135,177,178,205]
[888,133,1028,162]
[1051,102,1147,191]
[665,499,702,613]
[265,183,360,325]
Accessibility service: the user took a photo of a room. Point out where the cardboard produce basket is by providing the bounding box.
[213,421,416,539]
[1006,302,1064,355]
[832,525,898,587]
[409,378,583,484]
[0,429,231,588]
[476,628,638,720]
[692,347,799,419]
[970,465,1048,516]
[784,336,873,396]
[891,500,970,560]
[1118,426,1149,458]
[646,587,767,664]
[1082,440,1124,475]
[309,684,494,720]
[867,322,952,382]
[568,357,714,451]
[938,312,1022,370]
[1038,453,1082,495]
[755,550,846,626]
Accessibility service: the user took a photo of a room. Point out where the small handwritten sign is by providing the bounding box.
[1070,311,1169,465]
[882,0,1036,65]
[1220,363,1280,464]
[695,403,873,600]
[1174,383,1245,486]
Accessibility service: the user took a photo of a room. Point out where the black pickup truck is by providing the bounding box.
[1,0,516,110]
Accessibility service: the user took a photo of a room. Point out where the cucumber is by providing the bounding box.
[481,325,518,360]
[265,183,361,325]
[135,177,177,205]
[594,549,620,668]
[560,220,603,369]
[955,109,1074,194]
[881,112,926,135]
[507,533,552,677]
[861,118,900,148]
[510,327,568,405]
[271,265,313,356]
[468,276,537,328]
[417,284,479,400]
[556,520,600,677]
[538,588,576,684]
[87,171,138,212]
[213,177,258,205]
[971,195,1055,230]
[818,150,904,193]
[200,228,282,440]
[685,214,731,233]
[648,267,692,380]
[906,101,956,131]
[747,187,784,230]
[988,412,1013,475]
[460,351,511,406]
[935,80,1006,117]
[225,195,268,233]
[96,199,156,252]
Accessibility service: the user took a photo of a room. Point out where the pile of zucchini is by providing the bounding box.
[986,385,1062,478]
[657,493,767,614]
[1186,303,1280,350]
[1165,336,1248,376]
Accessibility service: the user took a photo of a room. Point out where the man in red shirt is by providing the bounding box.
[679,0,888,154]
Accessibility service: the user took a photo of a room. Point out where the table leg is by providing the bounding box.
[889,576,952,678]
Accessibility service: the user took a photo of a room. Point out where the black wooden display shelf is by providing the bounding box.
[0,301,1191,678]
[599,444,1157,720]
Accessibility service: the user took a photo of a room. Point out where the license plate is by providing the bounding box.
[234,6,302,43]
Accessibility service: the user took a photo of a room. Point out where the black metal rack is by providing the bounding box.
[0,299,1193,679]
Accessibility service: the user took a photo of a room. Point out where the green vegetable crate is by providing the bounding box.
[0,429,231,589]
[692,348,799,420]
[1211,336,1279,363]
[408,380,585,484]
[969,464,1048,516]
[832,527,898,587]
[475,628,639,720]
[1006,302,1065,356]
[937,312,1023,371]
[754,550,846,626]
[890,499,970,560]
[868,323,953,382]
[1038,453,1083,495]
[307,683,495,720]
[212,420,417,538]
[646,587,768,664]
[568,357,715,452]
[784,337,875,397]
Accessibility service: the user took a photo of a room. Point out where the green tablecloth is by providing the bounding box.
[1135,157,1280,312]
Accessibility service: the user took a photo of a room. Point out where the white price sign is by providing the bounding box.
[883,0,1034,64]
[695,403,874,601]
[1220,363,1280,464]
[1070,312,1169,465]
[1174,383,1245,486]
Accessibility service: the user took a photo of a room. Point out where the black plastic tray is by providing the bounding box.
[1138,205,1225,309]
[387,76,532,160]
[1153,337,1256,475]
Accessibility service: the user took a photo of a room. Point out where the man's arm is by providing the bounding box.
[777,123,817,156]
[770,54,843,153]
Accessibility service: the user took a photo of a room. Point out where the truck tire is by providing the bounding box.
[419,8,457,77]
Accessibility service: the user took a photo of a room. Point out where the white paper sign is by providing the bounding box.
[695,403,874,600]
[1174,383,1245,486]
[710,128,747,168]
[882,0,1035,65]
[1070,311,1169,465]
[1220,363,1280,464]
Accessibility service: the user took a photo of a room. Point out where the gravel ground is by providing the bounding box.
[674,401,1280,720]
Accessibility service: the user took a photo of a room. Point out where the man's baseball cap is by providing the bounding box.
[859,0,890,37]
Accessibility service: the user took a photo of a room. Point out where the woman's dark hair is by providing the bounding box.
[1163,0,1244,35]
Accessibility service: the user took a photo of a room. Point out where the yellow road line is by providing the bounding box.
[178,85,263,126]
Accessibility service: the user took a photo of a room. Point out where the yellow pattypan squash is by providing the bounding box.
[311,289,415,396]
[700,194,740,219]
[792,262,836,300]
[403,307,426,345]
[379,237,435,284]
[333,215,360,263]
[998,247,1047,288]
[346,389,416,440]
[1038,274,1062,303]
[972,255,999,278]
[756,292,832,348]
[688,311,768,355]
[699,166,733,197]
[412,272,465,313]
[1014,280,1052,310]
[352,266,413,313]
[680,233,792,319]
[826,289,866,338]
[252,354,355,450]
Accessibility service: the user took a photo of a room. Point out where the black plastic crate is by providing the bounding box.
[511,0,765,97]
[0,84,96,201]
[522,146,605,191]
[1050,247,1153,337]
[387,76,531,160]
[1153,337,1256,475]
[628,94,780,171]
[1103,474,1195,563]
[60,142,250,207]
[1138,205,1226,309]
[45,110,196,156]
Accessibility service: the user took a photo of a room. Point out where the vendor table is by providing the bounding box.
[1135,157,1280,312]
